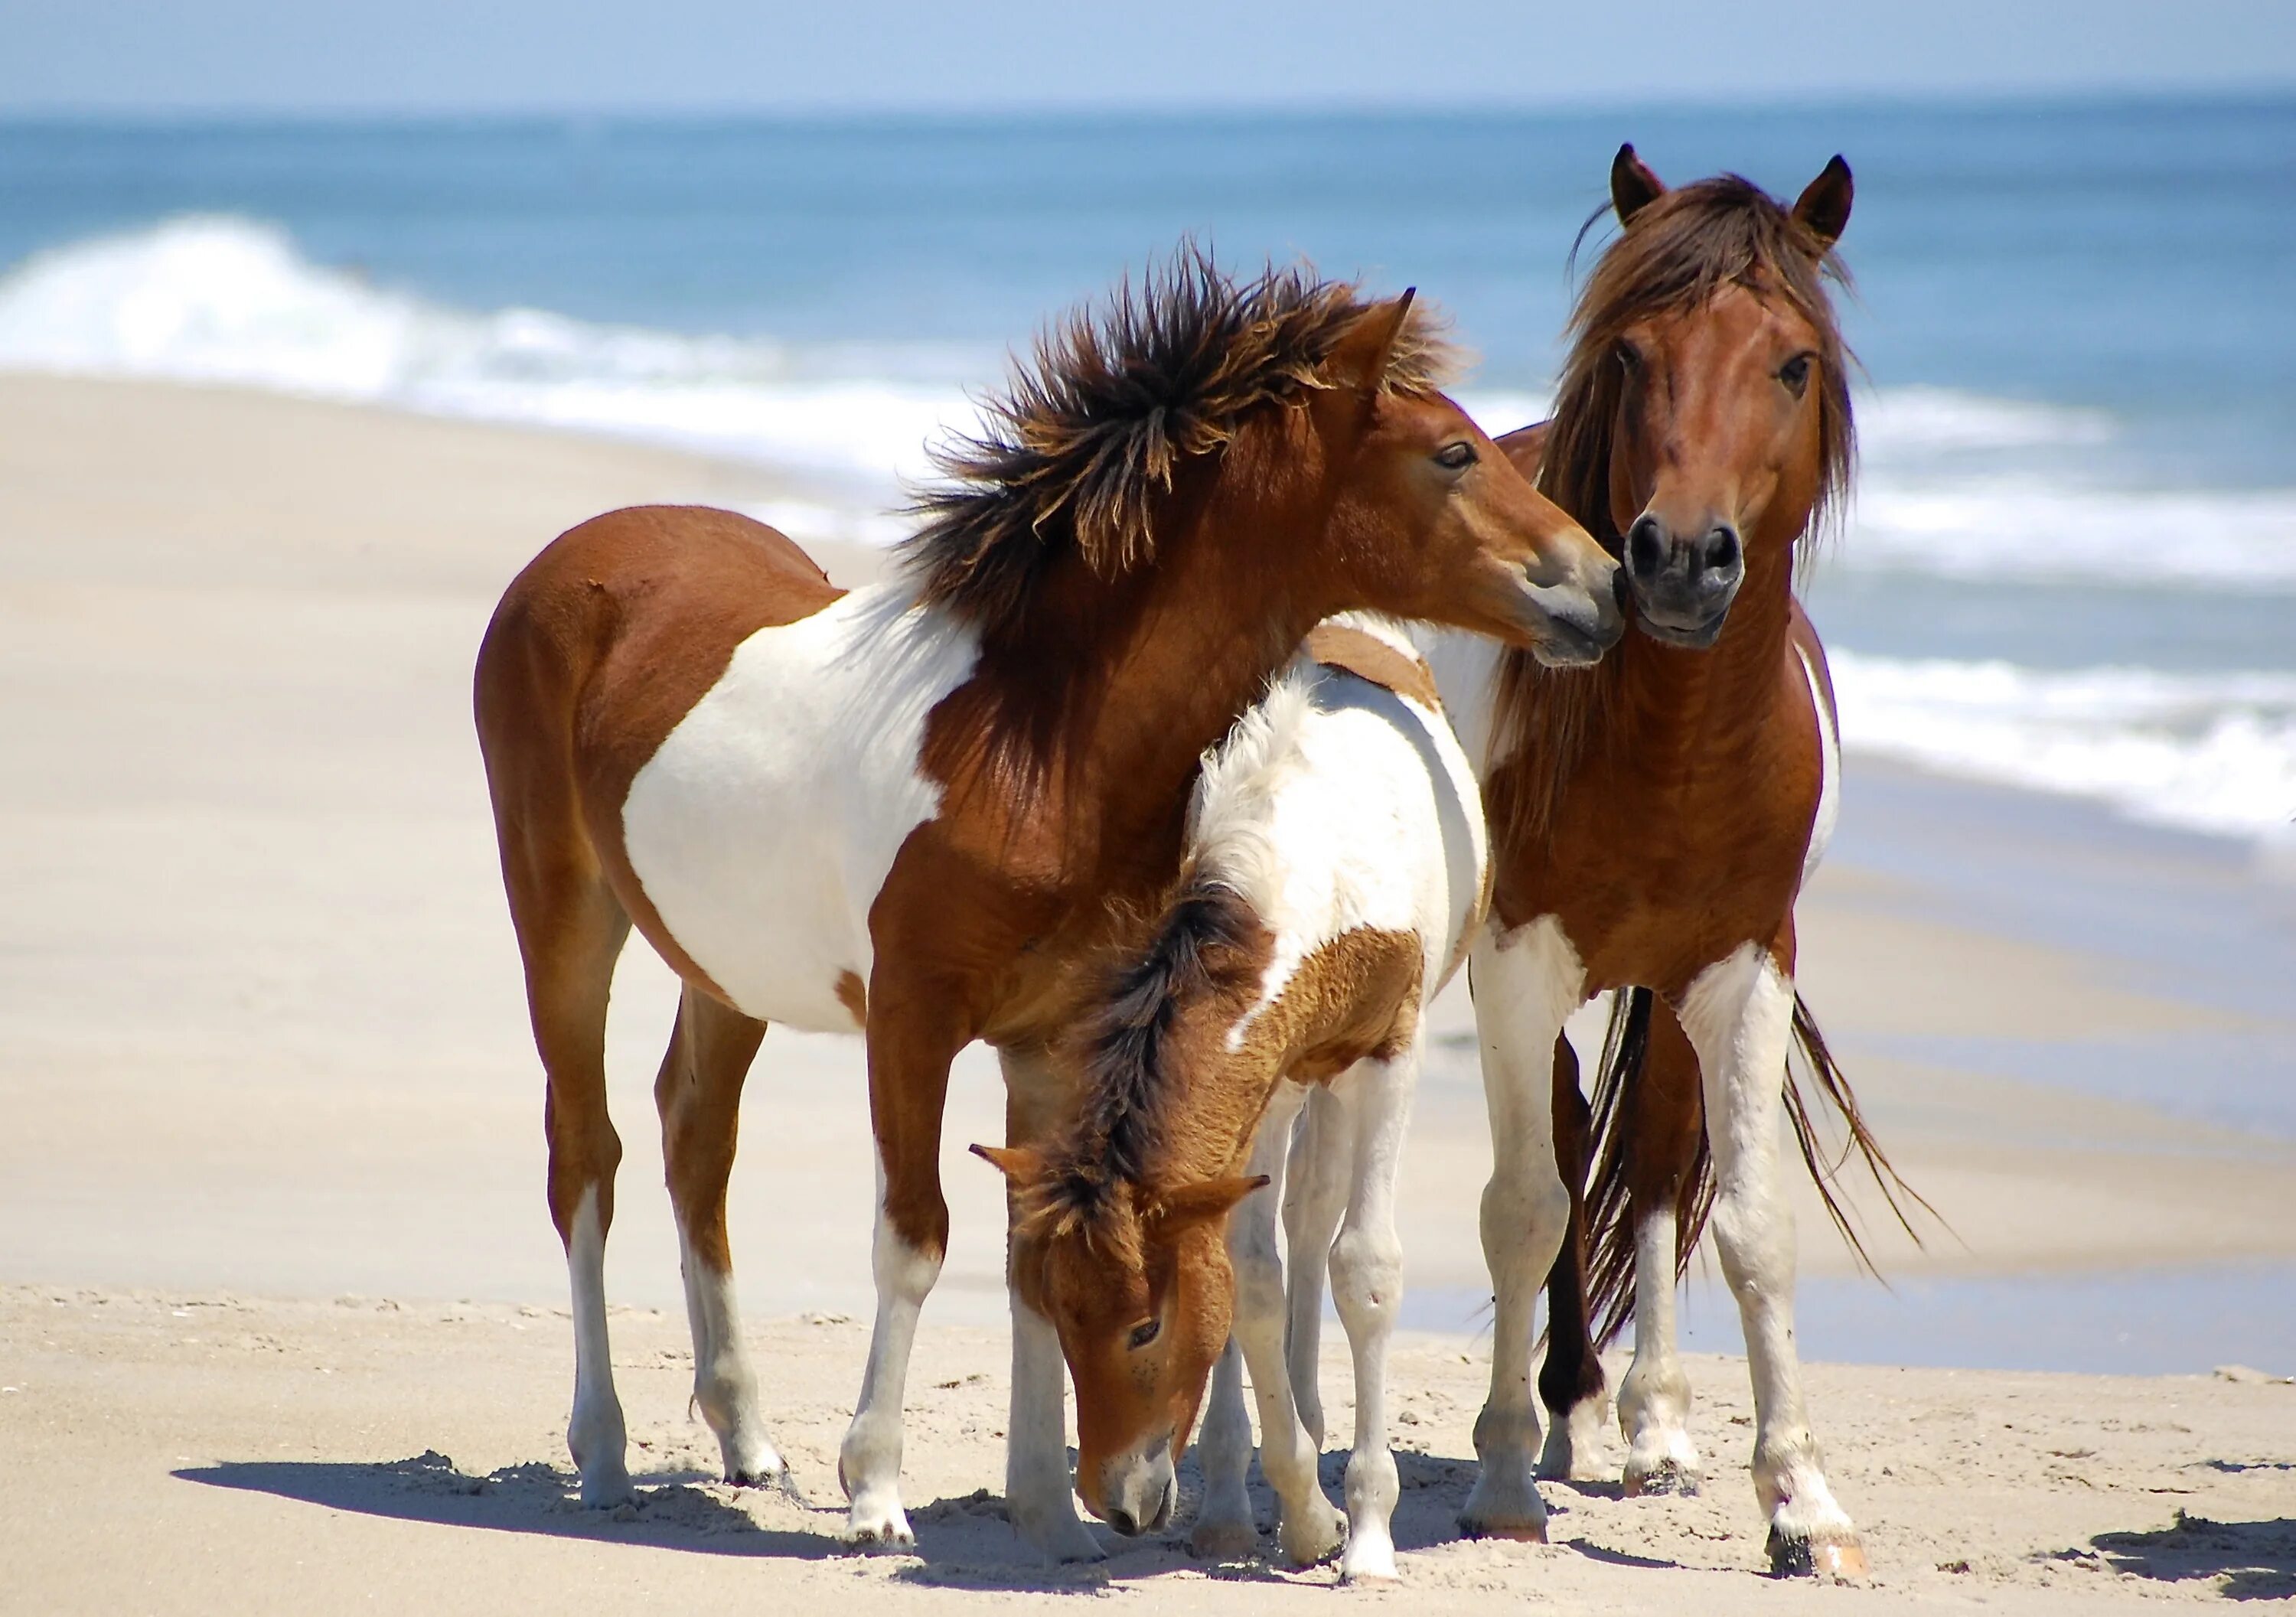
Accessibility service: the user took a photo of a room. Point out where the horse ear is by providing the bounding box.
[1334,289,1417,396]
[1611,143,1666,224]
[1149,1175,1270,1238]
[1792,155,1854,249]
[970,1143,1045,1182]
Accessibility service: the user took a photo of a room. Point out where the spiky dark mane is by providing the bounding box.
[899,247,1456,637]
[1493,174,1856,838]
[1026,876,1264,1244]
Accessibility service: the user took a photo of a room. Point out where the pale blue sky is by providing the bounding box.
[4,0,2293,115]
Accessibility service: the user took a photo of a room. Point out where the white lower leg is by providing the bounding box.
[1281,1089,1348,1449]
[839,1198,941,1547]
[565,1186,632,1508]
[1189,1338,1259,1559]
[1461,921,1582,1540]
[1229,1100,1345,1566]
[676,1233,785,1485]
[1332,1057,1411,1583]
[1616,1208,1701,1494]
[1006,1291,1104,1563]
[1680,947,1861,1574]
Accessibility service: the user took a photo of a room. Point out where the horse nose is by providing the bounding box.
[1106,1505,1140,1537]
[1626,514,1667,580]
[1702,523,1742,574]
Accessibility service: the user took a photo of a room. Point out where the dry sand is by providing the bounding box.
[2,374,2293,1612]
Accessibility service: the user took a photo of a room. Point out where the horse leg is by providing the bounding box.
[996,1045,1107,1564]
[1189,1338,1257,1559]
[1536,1032,1610,1481]
[491,785,637,1511]
[1280,1083,1349,1450]
[1616,1001,1707,1496]
[1676,939,1864,1577]
[1460,918,1583,1540]
[653,984,787,1488]
[1329,1051,1414,1583]
[837,986,963,1547]
[1226,1081,1347,1567]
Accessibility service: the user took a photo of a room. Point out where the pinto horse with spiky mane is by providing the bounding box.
[1422,149,1920,1576]
[474,251,1621,1560]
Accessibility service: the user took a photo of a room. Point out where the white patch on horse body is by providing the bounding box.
[621,582,980,1031]
[1191,645,1486,1053]
[1797,644,1840,888]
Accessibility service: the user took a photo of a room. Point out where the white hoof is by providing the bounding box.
[1013,1501,1107,1565]
[1278,1497,1348,1566]
[1536,1394,1613,1482]
[1458,1468,1548,1542]
[845,1495,915,1550]
[1339,1531,1399,1583]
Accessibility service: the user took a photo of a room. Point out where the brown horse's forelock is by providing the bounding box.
[1493,175,1855,839]
[899,246,1456,638]
[1020,876,1265,1263]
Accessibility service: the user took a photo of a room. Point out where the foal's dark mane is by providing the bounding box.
[1023,875,1264,1254]
[902,247,1455,639]
[1492,175,1855,839]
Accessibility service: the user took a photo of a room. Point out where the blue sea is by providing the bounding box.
[2,99,2292,845]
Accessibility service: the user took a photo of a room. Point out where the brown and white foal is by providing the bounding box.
[474,254,1619,1557]
[983,617,1483,1580]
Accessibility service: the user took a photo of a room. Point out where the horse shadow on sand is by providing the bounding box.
[176,1442,1666,1589]
[2081,1509,2296,1602]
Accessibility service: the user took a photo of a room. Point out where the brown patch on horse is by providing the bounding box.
[902,248,1456,639]
[1305,622,1443,713]
[835,970,868,1029]
[478,504,841,1012]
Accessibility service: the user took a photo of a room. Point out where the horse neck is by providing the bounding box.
[983,470,1334,866]
[1613,538,1799,763]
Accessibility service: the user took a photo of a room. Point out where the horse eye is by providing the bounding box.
[1433,441,1476,471]
[1778,354,1813,395]
[1128,1319,1162,1350]
[1616,341,1644,374]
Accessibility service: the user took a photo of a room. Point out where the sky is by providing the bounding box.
[4,0,2294,116]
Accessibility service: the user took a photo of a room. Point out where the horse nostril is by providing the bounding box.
[1107,1506,1139,1537]
[1704,523,1742,572]
[1627,516,1666,579]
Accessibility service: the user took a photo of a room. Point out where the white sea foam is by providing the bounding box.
[1830,650,2296,839]
[8,216,2295,594]
[0,215,983,527]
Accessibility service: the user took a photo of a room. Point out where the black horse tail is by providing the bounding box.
[1579,986,1936,1349]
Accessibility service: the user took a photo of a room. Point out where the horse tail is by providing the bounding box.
[1780,992,1939,1275]
[1577,988,1936,1349]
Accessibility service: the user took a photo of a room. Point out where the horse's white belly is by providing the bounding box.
[621,585,980,1032]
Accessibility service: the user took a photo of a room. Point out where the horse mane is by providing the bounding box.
[1492,174,1856,836]
[1024,670,1318,1250]
[901,247,1456,638]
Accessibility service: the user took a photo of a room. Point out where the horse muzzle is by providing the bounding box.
[1091,1444,1177,1537]
[1624,510,1742,647]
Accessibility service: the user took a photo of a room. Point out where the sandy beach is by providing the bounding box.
[3,373,2293,1612]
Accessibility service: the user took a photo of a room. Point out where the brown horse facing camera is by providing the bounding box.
[1414,148,1923,1576]
[474,251,1620,1561]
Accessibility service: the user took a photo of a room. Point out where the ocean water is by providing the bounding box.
[2,101,2291,844]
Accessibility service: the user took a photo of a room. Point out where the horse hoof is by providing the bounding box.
[1458,1517,1548,1544]
[1189,1518,1261,1561]
[846,1501,917,1550]
[727,1462,801,1500]
[1280,1505,1349,1567]
[1621,1458,1700,1498]
[1767,1526,1867,1579]
[577,1469,635,1510]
